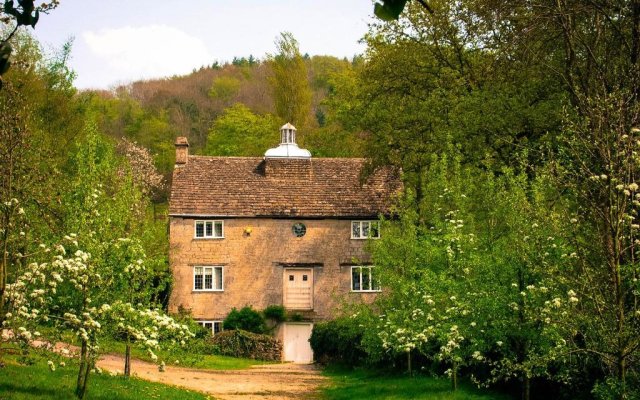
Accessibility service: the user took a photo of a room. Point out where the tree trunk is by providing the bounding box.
[78,355,91,400]
[75,339,88,399]
[451,360,458,391]
[522,375,531,400]
[617,353,626,400]
[124,343,131,378]
[407,350,411,375]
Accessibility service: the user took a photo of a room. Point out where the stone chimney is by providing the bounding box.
[175,137,189,165]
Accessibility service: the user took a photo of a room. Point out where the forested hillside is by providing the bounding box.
[82,42,367,199]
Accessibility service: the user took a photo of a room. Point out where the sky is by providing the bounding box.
[29,1,374,90]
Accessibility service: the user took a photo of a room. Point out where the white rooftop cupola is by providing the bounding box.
[281,122,296,144]
[264,122,311,159]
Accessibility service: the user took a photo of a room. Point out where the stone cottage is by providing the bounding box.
[168,123,400,362]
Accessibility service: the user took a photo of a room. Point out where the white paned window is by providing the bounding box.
[193,266,224,291]
[194,220,224,239]
[351,221,380,239]
[351,266,381,292]
[198,321,223,335]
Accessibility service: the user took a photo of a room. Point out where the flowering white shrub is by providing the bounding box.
[2,235,193,398]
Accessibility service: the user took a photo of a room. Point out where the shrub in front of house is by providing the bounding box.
[310,317,368,365]
[211,329,282,361]
[263,305,287,323]
[223,306,267,334]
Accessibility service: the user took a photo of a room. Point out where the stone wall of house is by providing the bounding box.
[168,217,379,321]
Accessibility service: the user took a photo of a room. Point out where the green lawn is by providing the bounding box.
[321,366,513,400]
[0,353,208,400]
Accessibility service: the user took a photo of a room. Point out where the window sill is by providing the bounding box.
[192,290,224,293]
[351,290,382,293]
[350,237,380,240]
[193,237,225,240]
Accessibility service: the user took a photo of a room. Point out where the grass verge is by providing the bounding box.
[0,350,208,400]
[321,365,513,400]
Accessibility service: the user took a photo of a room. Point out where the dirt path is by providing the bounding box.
[96,355,327,400]
[3,331,327,399]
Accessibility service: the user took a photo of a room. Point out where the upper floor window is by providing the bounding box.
[351,221,380,239]
[351,266,381,292]
[195,220,224,239]
[193,266,223,291]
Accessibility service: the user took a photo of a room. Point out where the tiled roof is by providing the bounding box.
[169,156,401,218]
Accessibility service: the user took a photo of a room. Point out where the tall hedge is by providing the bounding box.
[211,329,282,361]
[309,317,367,365]
[223,306,267,333]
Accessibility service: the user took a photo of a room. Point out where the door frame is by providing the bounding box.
[283,268,314,310]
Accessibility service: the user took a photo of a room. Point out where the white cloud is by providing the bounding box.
[82,25,213,86]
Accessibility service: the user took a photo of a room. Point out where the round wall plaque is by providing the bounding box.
[292,223,306,237]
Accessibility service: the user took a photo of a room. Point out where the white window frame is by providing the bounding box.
[351,220,381,239]
[350,266,381,292]
[194,220,224,239]
[193,266,224,291]
[197,320,223,335]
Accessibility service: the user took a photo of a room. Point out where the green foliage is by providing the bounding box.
[310,316,368,365]
[204,103,280,156]
[288,312,304,322]
[362,146,578,391]
[268,32,312,128]
[209,75,241,103]
[1,1,59,87]
[373,0,408,21]
[211,329,282,361]
[262,305,286,323]
[223,306,267,334]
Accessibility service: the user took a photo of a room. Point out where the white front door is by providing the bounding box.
[283,268,313,310]
[282,323,314,363]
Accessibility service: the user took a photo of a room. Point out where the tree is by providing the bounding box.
[364,2,640,395]
[267,32,312,128]
[559,92,640,399]
[204,103,280,156]
[209,76,241,105]
[3,123,186,397]
[3,236,193,398]
[0,36,81,327]
[1,0,59,88]
[335,2,564,220]
[0,82,29,324]
[370,151,578,398]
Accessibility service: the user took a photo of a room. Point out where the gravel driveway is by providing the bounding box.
[97,354,327,400]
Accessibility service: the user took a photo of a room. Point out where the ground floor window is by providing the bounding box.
[198,320,223,335]
[351,266,381,292]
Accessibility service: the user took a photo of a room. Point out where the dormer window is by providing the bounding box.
[195,220,224,239]
[351,221,380,239]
